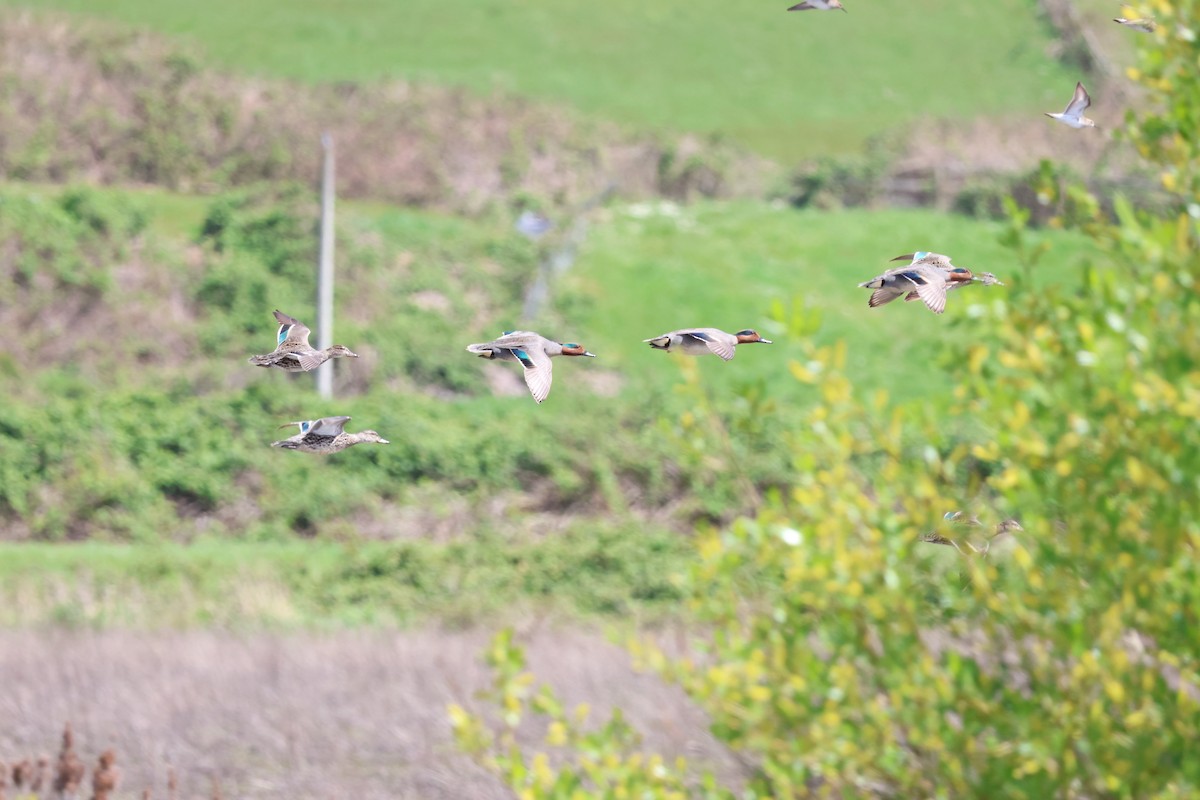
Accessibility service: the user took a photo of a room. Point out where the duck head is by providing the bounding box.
[735,330,773,345]
[328,344,360,358]
[560,343,597,357]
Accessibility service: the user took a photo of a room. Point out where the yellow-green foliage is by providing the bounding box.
[1123,0,1200,204]
[451,630,711,800]
[454,6,1200,796]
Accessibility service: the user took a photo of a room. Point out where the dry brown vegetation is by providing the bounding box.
[0,629,741,799]
[0,12,772,212]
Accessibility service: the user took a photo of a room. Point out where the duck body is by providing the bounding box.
[1113,17,1155,33]
[859,253,956,314]
[860,252,1003,314]
[249,310,360,372]
[643,328,772,361]
[894,254,1004,303]
[466,330,596,404]
[904,269,1003,303]
[271,416,389,454]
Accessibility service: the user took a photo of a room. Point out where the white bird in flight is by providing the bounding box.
[787,0,846,12]
[1045,82,1096,129]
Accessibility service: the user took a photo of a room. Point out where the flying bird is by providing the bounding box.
[787,0,846,10]
[271,416,389,454]
[888,252,1004,304]
[1113,17,1155,32]
[859,253,957,314]
[248,310,359,372]
[466,331,596,404]
[643,328,772,361]
[1045,82,1096,129]
[923,512,1024,556]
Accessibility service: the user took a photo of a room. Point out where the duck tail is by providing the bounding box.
[466,343,496,359]
[643,336,671,350]
[248,354,273,367]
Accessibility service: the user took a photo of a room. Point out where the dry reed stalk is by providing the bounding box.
[90,749,119,800]
[167,765,178,800]
[53,723,87,798]
[31,754,49,792]
[11,759,31,790]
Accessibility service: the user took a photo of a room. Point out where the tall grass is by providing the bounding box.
[0,629,738,798]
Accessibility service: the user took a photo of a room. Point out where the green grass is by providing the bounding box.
[0,179,1095,582]
[0,180,212,239]
[0,526,691,628]
[0,177,1095,408]
[560,201,1094,402]
[2,0,1078,160]
[0,179,1093,406]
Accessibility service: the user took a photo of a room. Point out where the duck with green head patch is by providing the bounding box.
[859,252,1003,314]
[466,331,597,404]
[643,328,772,361]
[248,309,360,372]
[888,252,1005,306]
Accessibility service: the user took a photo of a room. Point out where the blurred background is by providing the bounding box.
[0,1,1197,798]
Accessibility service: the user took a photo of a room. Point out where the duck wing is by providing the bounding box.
[909,266,948,314]
[896,252,954,270]
[294,350,326,372]
[485,331,541,349]
[869,286,906,307]
[683,329,736,361]
[1064,82,1091,117]
[890,251,952,268]
[512,345,554,404]
[273,310,313,348]
[309,416,351,436]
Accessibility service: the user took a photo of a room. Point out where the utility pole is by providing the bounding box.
[316,132,335,399]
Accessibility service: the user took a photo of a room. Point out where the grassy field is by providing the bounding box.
[0,182,1094,628]
[0,524,690,628]
[561,200,1093,401]
[0,180,1093,405]
[1,0,1078,159]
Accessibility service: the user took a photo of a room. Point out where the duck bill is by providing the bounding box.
[583,351,597,358]
[758,339,773,344]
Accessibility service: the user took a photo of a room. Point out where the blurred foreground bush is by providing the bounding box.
[455,3,1200,795]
